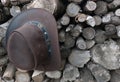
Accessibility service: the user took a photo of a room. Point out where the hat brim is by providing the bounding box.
[5,8,61,71]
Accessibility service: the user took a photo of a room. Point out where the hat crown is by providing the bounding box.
[7,22,50,70]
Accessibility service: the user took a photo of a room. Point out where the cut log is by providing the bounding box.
[3,63,16,80]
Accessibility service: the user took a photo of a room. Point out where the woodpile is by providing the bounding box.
[0,0,120,82]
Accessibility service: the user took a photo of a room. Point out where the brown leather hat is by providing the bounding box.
[6,8,61,71]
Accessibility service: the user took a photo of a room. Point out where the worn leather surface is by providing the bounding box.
[6,8,61,71]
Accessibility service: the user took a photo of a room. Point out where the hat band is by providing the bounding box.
[28,21,52,56]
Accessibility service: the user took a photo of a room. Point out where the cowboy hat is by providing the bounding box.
[5,8,61,71]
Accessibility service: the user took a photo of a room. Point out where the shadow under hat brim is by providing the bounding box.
[6,8,61,71]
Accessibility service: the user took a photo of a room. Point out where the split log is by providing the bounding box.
[32,71,44,82]
[3,63,16,80]
[102,13,112,24]
[115,9,120,17]
[86,16,96,27]
[93,16,102,26]
[15,71,30,82]
[82,27,96,40]
[10,6,21,17]
[95,30,107,43]
[70,24,82,38]
[94,1,108,15]
[75,13,87,23]
[66,3,81,17]
[60,15,70,26]
[86,40,95,49]
[105,24,116,35]
[1,0,10,6]
[76,37,86,50]
[85,1,97,11]
[66,24,74,32]
[64,33,75,48]
[111,16,120,25]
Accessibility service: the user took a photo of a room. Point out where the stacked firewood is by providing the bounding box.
[1,0,120,82]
